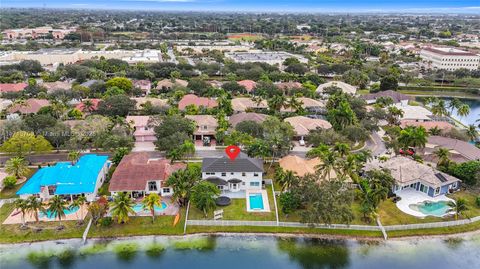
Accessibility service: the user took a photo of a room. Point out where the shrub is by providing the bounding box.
[3,175,17,188]
[98,217,113,227]
[476,197,480,208]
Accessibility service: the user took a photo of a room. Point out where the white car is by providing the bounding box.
[299,139,305,146]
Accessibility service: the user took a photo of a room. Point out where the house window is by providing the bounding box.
[148,181,158,191]
[451,182,458,189]
[203,125,208,130]
[242,172,246,177]
[254,173,258,177]
[206,172,215,175]
[250,182,260,187]
[217,185,224,190]
[162,188,170,194]
[435,187,440,195]
[221,172,226,177]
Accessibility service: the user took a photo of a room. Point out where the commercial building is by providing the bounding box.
[420,47,480,71]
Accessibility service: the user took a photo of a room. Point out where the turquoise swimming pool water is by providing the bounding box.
[39,206,80,219]
[249,193,264,210]
[132,202,168,213]
[409,201,451,217]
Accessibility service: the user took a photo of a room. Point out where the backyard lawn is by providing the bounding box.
[448,190,480,218]
[188,186,277,221]
[88,208,186,238]
[0,169,37,199]
[0,202,86,244]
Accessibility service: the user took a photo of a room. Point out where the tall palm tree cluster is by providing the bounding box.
[13,195,86,226]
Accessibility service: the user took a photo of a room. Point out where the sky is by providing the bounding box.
[2,0,480,13]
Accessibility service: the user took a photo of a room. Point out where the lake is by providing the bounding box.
[1,235,479,269]
[416,97,480,126]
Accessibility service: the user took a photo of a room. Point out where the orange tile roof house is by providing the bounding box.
[275,81,303,91]
[8,99,50,114]
[75,99,101,113]
[231,97,268,112]
[228,112,268,128]
[109,152,186,197]
[155,78,188,91]
[237,80,257,92]
[133,80,152,94]
[284,116,332,140]
[40,81,72,93]
[400,120,454,132]
[0,83,28,93]
[178,94,218,110]
[126,115,157,142]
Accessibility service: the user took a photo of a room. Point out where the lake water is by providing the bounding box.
[416,97,480,126]
[1,235,479,269]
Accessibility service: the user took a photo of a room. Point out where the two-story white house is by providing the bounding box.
[201,153,264,192]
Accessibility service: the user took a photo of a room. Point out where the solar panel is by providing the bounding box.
[435,173,448,183]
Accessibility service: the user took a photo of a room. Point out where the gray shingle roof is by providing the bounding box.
[202,152,264,173]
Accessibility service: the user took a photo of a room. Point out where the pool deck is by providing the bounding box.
[395,189,454,218]
[3,204,88,224]
[129,197,179,216]
[246,189,270,213]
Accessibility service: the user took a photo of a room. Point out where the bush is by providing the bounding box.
[3,175,17,188]
[476,197,480,208]
[98,217,113,227]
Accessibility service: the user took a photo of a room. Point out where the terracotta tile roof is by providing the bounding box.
[284,116,332,136]
[185,115,218,135]
[275,81,302,91]
[8,99,50,114]
[132,97,168,109]
[75,99,101,112]
[231,97,267,112]
[126,115,151,127]
[361,90,413,103]
[228,112,268,128]
[316,81,356,95]
[156,78,188,89]
[109,152,186,192]
[364,156,460,188]
[237,80,257,92]
[41,81,72,92]
[400,120,454,131]
[178,94,218,110]
[0,83,27,93]
[425,136,480,162]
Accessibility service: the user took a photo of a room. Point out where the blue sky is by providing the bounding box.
[2,0,480,13]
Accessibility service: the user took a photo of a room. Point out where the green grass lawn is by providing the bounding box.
[377,199,447,225]
[0,203,86,244]
[0,169,37,199]
[188,186,277,221]
[88,209,186,238]
[448,190,480,218]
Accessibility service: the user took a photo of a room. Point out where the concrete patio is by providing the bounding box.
[395,189,454,218]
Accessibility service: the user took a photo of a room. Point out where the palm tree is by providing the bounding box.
[70,196,87,221]
[275,169,298,192]
[447,199,468,220]
[333,142,350,157]
[166,168,200,207]
[457,104,470,120]
[398,126,429,153]
[67,151,81,165]
[448,98,462,114]
[431,100,449,117]
[191,181,220,217]
[13,199,29,225]
[434,147,450,167]
[315,151,340,180]
[142,193,161,222]
[287,96,304,113]
[82,99,95,113]
[26,196,43,223]
[179,140,195,160]
[386,106,404,125]
[5,157,30,179]
[166,149,182,164]
[429,126,442,136]
[466,125,478,142]
[47,195,68,225]
[110,192,135,224]
[267,94,287,112]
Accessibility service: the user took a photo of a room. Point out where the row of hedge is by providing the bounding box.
[399,86,480,95]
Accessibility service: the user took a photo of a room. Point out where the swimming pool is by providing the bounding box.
[248,193,264,210]
[39,206,80,219]
[132,202,168,213]
[409,201,451,217]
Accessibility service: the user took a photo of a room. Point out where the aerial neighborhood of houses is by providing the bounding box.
[0,12,479,243]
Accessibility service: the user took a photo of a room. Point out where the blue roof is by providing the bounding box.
[17,154,109,196]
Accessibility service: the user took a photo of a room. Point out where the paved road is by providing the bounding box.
[365,131,387,157]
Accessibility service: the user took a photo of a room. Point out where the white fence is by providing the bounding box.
[187,215,480,232]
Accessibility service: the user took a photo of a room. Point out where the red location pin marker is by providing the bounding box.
[225,145,240,161]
